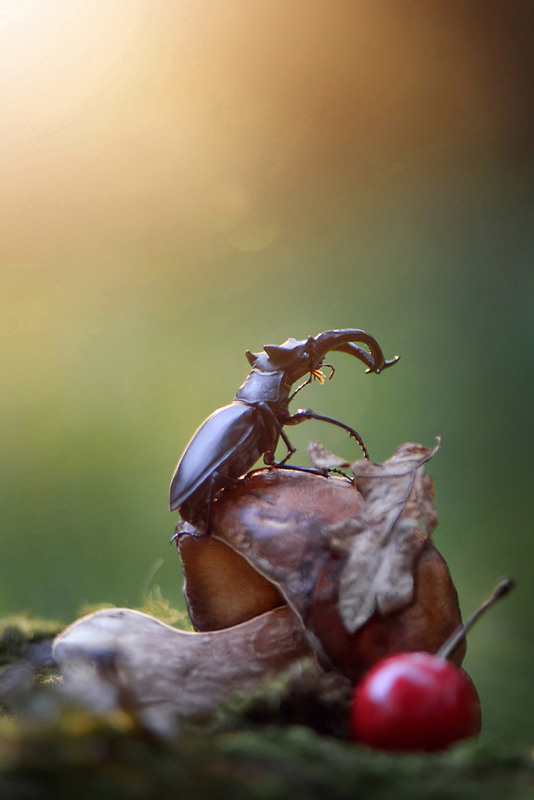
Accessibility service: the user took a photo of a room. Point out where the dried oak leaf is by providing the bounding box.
[326,440,440,633]
[307,441,351,470]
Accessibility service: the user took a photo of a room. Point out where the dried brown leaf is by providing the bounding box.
[325,441,440,633]
[307,441,351,470]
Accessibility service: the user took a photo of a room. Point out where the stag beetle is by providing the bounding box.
[170,328,399,530]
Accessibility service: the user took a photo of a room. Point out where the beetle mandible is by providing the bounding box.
[170,328,399,531]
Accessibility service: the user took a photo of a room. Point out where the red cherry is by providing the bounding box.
[351,651,481,752]
[350,578,514,752]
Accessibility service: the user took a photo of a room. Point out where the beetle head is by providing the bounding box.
[245,328,399,387]
[246,336,318,382]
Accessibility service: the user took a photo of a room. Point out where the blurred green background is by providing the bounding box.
[1,2,533,745]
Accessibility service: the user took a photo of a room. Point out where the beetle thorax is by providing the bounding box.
[236,336,319,407]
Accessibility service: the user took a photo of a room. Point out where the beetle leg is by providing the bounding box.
[279,428,297,460]
[268,431,328,475]
[262,426,298,470]
[288,364,335,403]
[288,372,313,402]
[271,463,330,477]
[254,402,296,467]
[170,520,204,544]
[285,408,370,460]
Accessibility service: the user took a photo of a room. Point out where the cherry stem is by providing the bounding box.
[436,577,516,660]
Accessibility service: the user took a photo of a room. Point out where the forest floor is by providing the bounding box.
[1,607,533,800]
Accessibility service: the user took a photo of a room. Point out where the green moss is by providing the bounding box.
[0,711,533,800]
[76,586,192,629]
[136,586,192,629]
[0,614,63,664]
[209,657,353,739]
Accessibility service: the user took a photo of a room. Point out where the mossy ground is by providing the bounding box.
[1,608,533,800]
